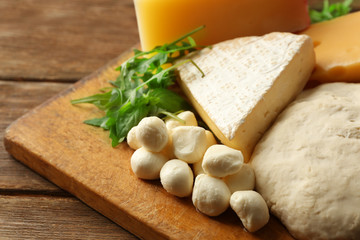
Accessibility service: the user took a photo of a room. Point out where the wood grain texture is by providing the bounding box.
[0,0,139,81]
[0,80,139,239]
[0,80,69,192]
[4,49,294,240]
[0,195,137,239]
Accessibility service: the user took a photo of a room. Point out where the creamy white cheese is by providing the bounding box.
[177,32,315,161]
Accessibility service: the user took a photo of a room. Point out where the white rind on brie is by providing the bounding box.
[177,32,315,161]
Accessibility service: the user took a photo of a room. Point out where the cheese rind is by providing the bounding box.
[301,11,360,83]
[177,32,315,161]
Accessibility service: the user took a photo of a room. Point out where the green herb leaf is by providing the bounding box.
[147,88,191,113]
[309,0,352,23]
[70,91,113,110]
[71,26,206,146]
[114,101,149,145]
[84,117,109,128]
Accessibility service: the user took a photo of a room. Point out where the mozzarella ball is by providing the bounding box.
[127,126,141,150]
[192,174,231,216]
[192,160,205,176]
[136,116,169,152]
[159,133,175,159]
[172,126,207,163]
[224,164,255,193]
[205,130,217,149]
[130,147,168,180]
[191,131,216,176]
[230,191,270,232]
[160,159,194,197]
[165,111,198,131]
[202,144,244,177]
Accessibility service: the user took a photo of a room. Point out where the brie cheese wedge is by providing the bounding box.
[177,32,315,161]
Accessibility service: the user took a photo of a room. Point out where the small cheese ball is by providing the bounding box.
[205,130,217,148]
[202,144,244,178]
[130,147,168,180]
[136,116,168,152]
[192,160,205,176]
[192,174,231,216]
[127,126,141,150]
[159,133,175,159]
[230,191,270,232]
[160,159,194,197]
[192,131,217,176]
[224,164,255,193]
[172,126,207,163]
[165,111,198,131]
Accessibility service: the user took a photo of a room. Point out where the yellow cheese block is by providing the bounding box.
[301,11,360,83]
[134,0,310,51]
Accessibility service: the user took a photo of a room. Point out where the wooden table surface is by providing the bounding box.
[3,1,360,239]
[0,0,140,239]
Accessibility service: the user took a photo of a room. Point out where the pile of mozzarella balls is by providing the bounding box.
[127,111,269,232]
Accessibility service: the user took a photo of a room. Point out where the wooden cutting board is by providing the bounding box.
[4,48,294,240]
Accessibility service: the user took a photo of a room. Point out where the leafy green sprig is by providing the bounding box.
[309,0,352,23]
[71,26,206,147]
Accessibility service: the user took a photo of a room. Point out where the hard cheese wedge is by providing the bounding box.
[177,32,315,162]
[301,11,360,83]
[134,0,310,51]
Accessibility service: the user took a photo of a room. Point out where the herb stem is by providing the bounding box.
[168,25,205,46]
[135,59,204,92]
